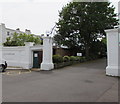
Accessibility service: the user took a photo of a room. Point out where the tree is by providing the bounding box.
[3,32,42,46]
[54,2,118,57]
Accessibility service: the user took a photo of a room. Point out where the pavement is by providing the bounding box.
[2,58,119,102]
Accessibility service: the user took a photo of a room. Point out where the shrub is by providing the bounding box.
[81,57,86,62]
[86,56,92,61]
[70,56,76,61]
[75,56,81,61]
[53,55,63,63]
[3,32,42,46]
[63,56,70,62]
[92,55,99,60]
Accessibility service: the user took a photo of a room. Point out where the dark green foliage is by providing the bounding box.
[80,57,86,62]
[70,56,76,61]
[3,32,42,46]
[75,56,82,61]
[63,56,70,62]
[53,55,63,63]
[53,54,102,69]
[54,2,118,58]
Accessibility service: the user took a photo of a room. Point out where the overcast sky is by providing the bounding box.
[0,0,119,36]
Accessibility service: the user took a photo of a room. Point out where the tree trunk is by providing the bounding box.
[85,44,89,58]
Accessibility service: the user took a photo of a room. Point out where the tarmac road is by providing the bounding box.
[2,58,118,102]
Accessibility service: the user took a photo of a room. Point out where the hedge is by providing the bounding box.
[63,56,70,62]
[52,54,101,69]
[53,55,63,63]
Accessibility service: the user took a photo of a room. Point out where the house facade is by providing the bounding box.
[0,23,31,43]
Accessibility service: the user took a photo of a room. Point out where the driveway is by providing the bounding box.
[2,58,118,102]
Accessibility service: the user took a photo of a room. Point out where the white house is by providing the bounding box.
[0,23,31,43]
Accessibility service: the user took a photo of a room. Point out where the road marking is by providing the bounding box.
[1,70,32,76]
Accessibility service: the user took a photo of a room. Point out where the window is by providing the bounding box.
[7,31,10,36]
[11,33,13,36]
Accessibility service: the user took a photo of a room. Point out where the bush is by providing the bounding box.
[75,56,81,61]
[53,55,63,63]
[70,56,76,61]
[3,32,42,46]
[63,56,70,62]
[81,57,86,62]
[86,56,93,61]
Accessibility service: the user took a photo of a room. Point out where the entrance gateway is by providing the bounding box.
[32,36,54,70]
[1,36,54,70]
[105,1,120,76]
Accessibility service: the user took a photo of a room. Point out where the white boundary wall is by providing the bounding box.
[0,21,2,104]
[2,43,33,69]
[2,43,43,69]
[1,37,53,70]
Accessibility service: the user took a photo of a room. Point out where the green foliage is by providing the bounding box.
[63,56,70,62]
[101,37,107,45]
[89,39,107,57]
[70,56,76,61]
[53,55,63,63]
[81,57,86,62]
[3,32,42,46]
[75,56,81,61]
[54,2,118,57]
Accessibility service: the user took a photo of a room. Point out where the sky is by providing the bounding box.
[0,0,119,36]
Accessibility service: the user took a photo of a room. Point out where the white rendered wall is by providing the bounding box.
[0,23,16,43]
[105,1,120,76]
[0,23,3,63]
[2,43,43,69]
[118,1,120,45]
[41,36,54,70]
[0,23,2,104]
[105,29,120,76]
[118,1,120,76]
[0,23,6,44]
[2,43,34,69]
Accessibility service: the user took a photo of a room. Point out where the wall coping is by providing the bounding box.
[42,36,52,39]
[105,28,120,33]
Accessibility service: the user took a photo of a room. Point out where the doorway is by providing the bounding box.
[33,51,42,68]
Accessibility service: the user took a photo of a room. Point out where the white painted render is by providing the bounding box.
[0,24,2,104]
[41,36,54,70]
[0,23,45,69]
[105,2,120,76]
[2,43,43,69]
[0,23,2,104]
[2,36,54,70]
[0,24,2,64]
[118,1,120,43]
[105,28,120,76]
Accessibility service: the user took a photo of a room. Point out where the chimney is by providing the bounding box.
[25,29,31,34]
[16,28,20,31]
